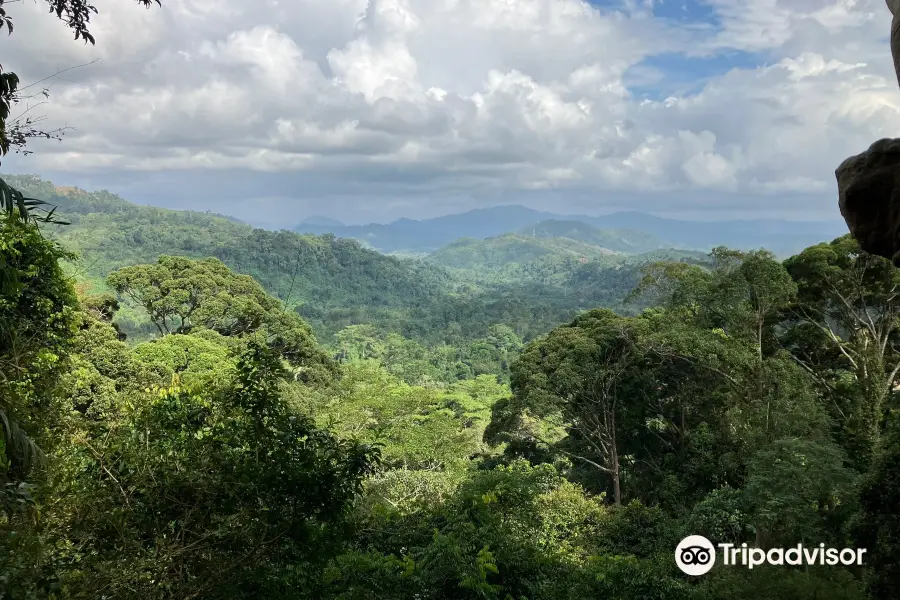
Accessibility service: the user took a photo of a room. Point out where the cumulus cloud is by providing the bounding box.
[1,0,898,223]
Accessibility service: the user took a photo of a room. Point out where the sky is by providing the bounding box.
[1,0,898,226]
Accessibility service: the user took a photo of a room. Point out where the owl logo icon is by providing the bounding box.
[675,535,716,576]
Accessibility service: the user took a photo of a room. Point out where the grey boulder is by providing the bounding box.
[837,138,900,265]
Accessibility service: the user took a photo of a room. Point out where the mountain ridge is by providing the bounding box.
[520,219,674,253]
[294,204,847,256]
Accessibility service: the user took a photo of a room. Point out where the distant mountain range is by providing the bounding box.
[523,220,672,253]
[427,232,621,271]
[427,220,679,270]
[298,215,345,227]
[294,205,848,257]
[0,175,702,344]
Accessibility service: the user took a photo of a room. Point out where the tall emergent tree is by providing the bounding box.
[783,235,900,468]
[106,255,338,381]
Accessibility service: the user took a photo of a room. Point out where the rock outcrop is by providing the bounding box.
[835,2,900,263]
[837,139,900,265]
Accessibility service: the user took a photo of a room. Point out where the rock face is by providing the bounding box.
[836,3,900,261]
[837,138,900,266]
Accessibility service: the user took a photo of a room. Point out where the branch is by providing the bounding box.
[15,58,102,94]
[531,432,612,474]
[885,358,900,401]
[794,305,859,370]
[646,345,743,389]
[76,434,131,508]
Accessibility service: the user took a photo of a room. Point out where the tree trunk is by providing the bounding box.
[610,442,621,505]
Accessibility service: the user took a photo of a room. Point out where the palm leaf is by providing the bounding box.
[0,406,44,476]
[0,175,68,224]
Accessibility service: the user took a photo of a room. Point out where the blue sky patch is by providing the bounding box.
[625,50,766,100]
[582,1,767,99]
[648,0,719,25]
[587,0,720,27]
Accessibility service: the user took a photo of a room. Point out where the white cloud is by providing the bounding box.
[2,0,899,222]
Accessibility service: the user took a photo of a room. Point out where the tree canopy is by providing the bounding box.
[0,192,896,599]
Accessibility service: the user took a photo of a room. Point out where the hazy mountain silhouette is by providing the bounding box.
[295,205,848,256]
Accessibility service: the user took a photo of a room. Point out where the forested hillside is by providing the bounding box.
[2,0,898,597]
[2,176,448,326]
[425,221,673,270]
[4,197,899,598]
[427,232,622,270]
[523,219,672,253]
[2,175,699,355]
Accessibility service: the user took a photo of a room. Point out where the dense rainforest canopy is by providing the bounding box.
[0,1,896,598]
[1,178,899,599]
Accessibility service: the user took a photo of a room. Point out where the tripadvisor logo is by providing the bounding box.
[675,535,716,576]
[675,536,867,576]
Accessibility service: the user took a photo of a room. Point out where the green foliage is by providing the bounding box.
[332,323,523,384]
[297,362,505,470]
[595,501,683,558]
[0,219,78,479]
[334,461,612,600]
[696,566,866,600]
[586,554,692,600]
[107,255,336,382]
[855,414,900,598]
[427,232,622,270]
[743,439,857,546]
[687,486,753,545]
[0,218,80,596]
[0,178,68,225]
[497,307,762,505]
[1,190,892,600]
[783,235,900,469]
[132,332,234,388]
[354,468,466,522]
[43,340,378,599]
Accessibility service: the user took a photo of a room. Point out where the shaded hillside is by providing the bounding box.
[427,222,705,277]
[2,175,713,346]
[3,175,453,338]
[427,232,621,270]
[295,204,846,255]
[295,205,558,253]
[618,247,709,266]
[584,211,848,258]
[521,219,671,253]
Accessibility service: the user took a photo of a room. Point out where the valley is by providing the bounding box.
[1,174,893,600]
[2,1,898,598]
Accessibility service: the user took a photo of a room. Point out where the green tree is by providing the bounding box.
[132,331,234,388]
[855,413,900,598]
[634,248,796,365]
[784,235,900,467]
[0,218,79,598]
[743,439,856,548]
[107,255,336,381]
[298,362,502,470]
[46,340,379,598]
[496,307,753,506]
[503,309,648,504]
[107,255,279,336]
[0,219,77,488]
